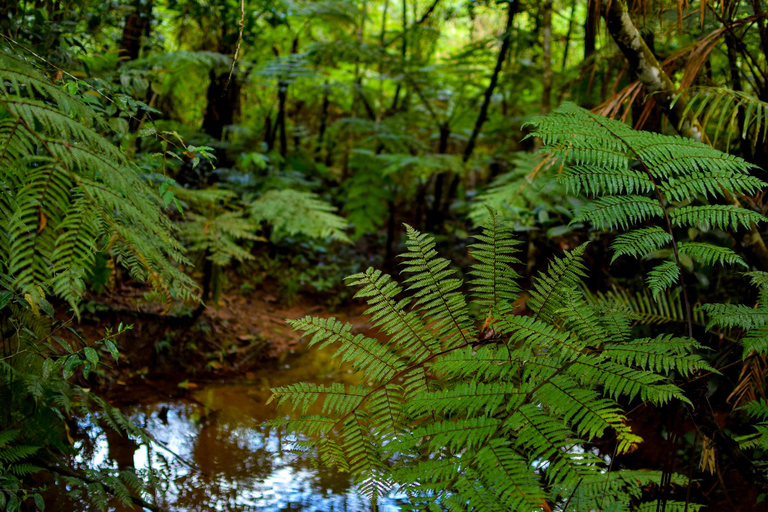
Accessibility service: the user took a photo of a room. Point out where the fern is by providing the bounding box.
[529,103,766,298]
[0,49,197,308]
[271,221,704,509]
[683,86,768,148]
[249,189,350,242]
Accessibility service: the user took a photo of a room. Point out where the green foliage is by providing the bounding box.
[0,49,197,308]
[468,153,575,236]
[529,103,765,296]
[250,189,350,242]
[0,44,193,509]
[271,214,709,509]
[683,86,768,148]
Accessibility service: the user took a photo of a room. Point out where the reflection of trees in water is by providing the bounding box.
[65,399,365,511]
[169,414,275,511]
[170,415,358,511]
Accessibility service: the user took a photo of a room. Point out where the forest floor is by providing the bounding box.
[71,279,373,404]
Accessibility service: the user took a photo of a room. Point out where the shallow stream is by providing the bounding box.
[67,347,402,511]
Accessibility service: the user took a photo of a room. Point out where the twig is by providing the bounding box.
[225,0,246,90]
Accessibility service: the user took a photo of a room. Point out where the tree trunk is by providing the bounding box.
[541,0,553,114]
[440,0,519,219]
[202,70,240,141]
[120,1,152,61]
[390,0,408,113]
[585,0,598,59]
[600,0,705,141]
[316,80,330,160]
[427,124,451,231]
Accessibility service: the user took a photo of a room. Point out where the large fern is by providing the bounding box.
[0,48,197,309]
[270,214,709,509]
[529,103,765,302]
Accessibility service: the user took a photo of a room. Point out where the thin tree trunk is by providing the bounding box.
[542,0,553,114]
[276,78,288,158]
[316,80,330,159]
[272,37,299,159]
[461,0,518,163]
[440,0,519,218]
[427,124,451,230]
[600,0,704,141]
[120,1,152,61]
[561,0,577,70]
[390,0,408,112]
[585,0,598,59]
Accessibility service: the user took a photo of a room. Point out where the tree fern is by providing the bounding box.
[529,103,765,301]
[271,220,705,509]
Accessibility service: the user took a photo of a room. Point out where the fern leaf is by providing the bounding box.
[670,205,766,231]
[400,225,476,350]
[573,195,664,231]
[678,241,747,268]
[610,226,673,263]
[250,189,350,242]
[646,260,681,297]
[469,208,522,316]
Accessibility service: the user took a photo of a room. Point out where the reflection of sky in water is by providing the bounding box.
[74,395,403,511]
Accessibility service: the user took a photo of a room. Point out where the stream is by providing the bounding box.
[62,347,403,511]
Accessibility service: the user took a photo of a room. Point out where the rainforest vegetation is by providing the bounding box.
[5,0,768,510]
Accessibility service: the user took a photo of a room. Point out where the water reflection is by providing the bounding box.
[69,349,401,511]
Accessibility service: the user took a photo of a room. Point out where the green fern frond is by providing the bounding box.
[250,189,350,242]
[530,102,765,310]
[400,225,476,350]
[469,208,522,316]
[670,205,765,231]
[699,302,768,330]
[272,225,702,508]
[611,226,673,263]
[562,164,653,196]
[646,260,680,297]
[527,243,588,321]
[181,211,261,266]
[287,316,406,383]
[602,334,712,377]
[678,241,747,268]
[572,195,664,231]
[587,286,707,326]
[662,171,764,202]
[346,268,439,362]
[684,86,768,147]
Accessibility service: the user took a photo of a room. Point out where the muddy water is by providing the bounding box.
[70,347,403,511]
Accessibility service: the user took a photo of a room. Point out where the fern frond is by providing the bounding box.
[527,243,588,321]
[562,165,653,196]
[662,171,764,202]
[602,334,712,377]
[469,209,522,316]
[699,302,768,330]
[670,205,766,231]
[346,268,439,362]
[287,316,407,383]
[610,226,673,263]
[646,260,681,297]
[678,242,747,268]
[250,189,350,242]
[400,225,476,350]
[538,375,640,450]
[572,195,664,231]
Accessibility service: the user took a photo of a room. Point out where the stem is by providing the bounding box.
[647,168,694,339]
